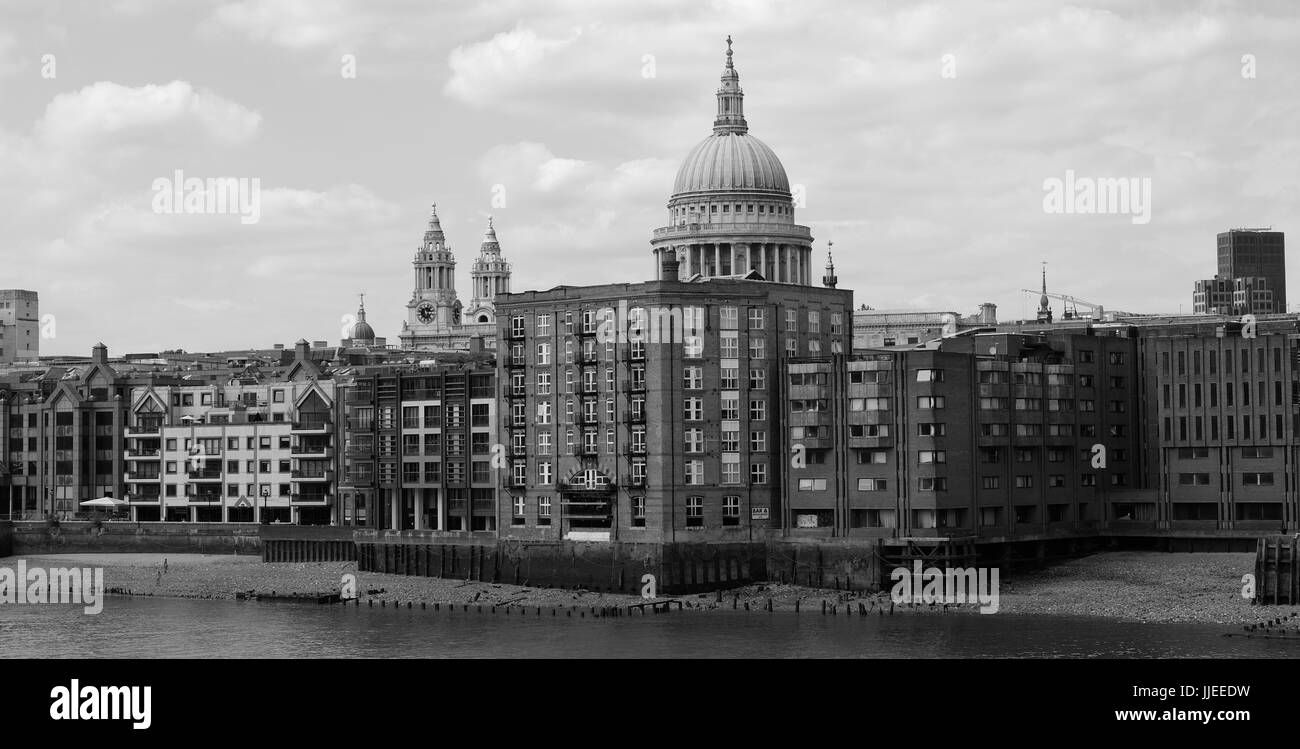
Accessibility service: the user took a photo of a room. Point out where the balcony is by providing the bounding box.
[341,473,374,487]
[506,356,528,369]
[579,413,600,425]
[290,444,333,459]
[344,444,374,458]
[620,381,647,393]
[627,475,647,488]
[291,470,335,481]
[126,492,160,503]
[126,471,161,482]
[291,419,332,433]
[128,424,162,435]
[402,389,441,401]
[626,410,647,423]
[186,491,223,503]
[290,493,333,505]
[127,449,161,459]
[186,468,223,482]
[344,391,373,405]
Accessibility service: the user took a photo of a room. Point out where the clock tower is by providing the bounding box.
[405,204,461,334]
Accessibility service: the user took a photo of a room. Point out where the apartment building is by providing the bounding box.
[336,360,498,531]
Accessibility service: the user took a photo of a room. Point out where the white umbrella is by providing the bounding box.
[80,497,127,508]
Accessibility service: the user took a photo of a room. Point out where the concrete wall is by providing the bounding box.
[9,521,262,555]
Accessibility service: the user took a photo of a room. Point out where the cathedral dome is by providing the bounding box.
[672,132,789,198]
[349,319,376,341]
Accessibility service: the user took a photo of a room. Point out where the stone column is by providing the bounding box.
[714,244,721,276]
[413,489,424,531]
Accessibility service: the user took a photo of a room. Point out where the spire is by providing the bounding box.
[481,215,500,255]
[1039,261,1049,311]
[422,203,445,249]
[713,35,747,135]
[822,241,838,288]
[357,292,367,322]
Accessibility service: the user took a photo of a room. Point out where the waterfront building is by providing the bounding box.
[0,290,39,365]
[495,276,851,543]
[122,340,338,523]
[399,207,511,351]
[335,357,498,531]
[782,331,1138,538]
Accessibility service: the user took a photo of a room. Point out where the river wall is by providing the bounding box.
[8,521,262,556]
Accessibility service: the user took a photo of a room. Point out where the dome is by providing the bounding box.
[672,132,790,198]
[349,320,376,341]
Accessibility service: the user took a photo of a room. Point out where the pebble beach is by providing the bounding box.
[5,550,1286,626]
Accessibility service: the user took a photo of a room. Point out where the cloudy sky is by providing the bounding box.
[2,0,1296,356]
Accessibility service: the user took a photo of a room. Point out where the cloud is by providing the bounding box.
[208,0,385,51]
[35,81,261,149]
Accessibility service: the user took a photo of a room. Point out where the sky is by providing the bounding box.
[1,0,1297,356]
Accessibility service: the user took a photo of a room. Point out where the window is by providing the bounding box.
[918,450,946,464]
[749,400,767,420]
[1178,473,1211,485]
[686,496,703,527]
[720,306,738,330]
[1243,472,1274,486]
[917,423,945,436]
[750,431,767,452]
[982,476,1000,489]
[918,477,947,491]
[1015,475,1033,488]
[685,460,704,485]
[750,338,766,359]
[536,343,551,365]
[749,369,766,389]
[722,496,740,525]
[720,332,739,358]
[916,369,944,382]
[798,478,828,491]
[916,396,945,409]
[683,366,703,389]
[631,496,646,527]
[750,462,767,485]
[748,308,765,329]
[858,478,887,491]
[683,398,702,421]
[538,462,553,485]
[684,428,704,453]
[785,309,798,332]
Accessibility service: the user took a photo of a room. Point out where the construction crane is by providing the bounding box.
[1020,289,1108,321]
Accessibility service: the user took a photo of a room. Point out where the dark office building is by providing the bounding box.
[1217,229,1286,313]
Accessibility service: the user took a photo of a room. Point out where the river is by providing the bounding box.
[1,596,1295,658]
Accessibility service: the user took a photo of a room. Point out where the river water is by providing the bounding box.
[1,596,1295,658]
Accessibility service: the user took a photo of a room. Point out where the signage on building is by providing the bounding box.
[751,507,769,520]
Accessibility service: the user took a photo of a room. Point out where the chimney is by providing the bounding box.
[91,342,108,364]
[294,338,310,361]
[979,302,998,325]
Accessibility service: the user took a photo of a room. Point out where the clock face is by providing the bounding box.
[417,303,435,324]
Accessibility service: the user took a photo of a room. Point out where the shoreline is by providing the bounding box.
[3,550,1285,626]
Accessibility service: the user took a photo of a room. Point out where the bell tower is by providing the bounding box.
[406,204,461,333]
[466,216,512,325]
